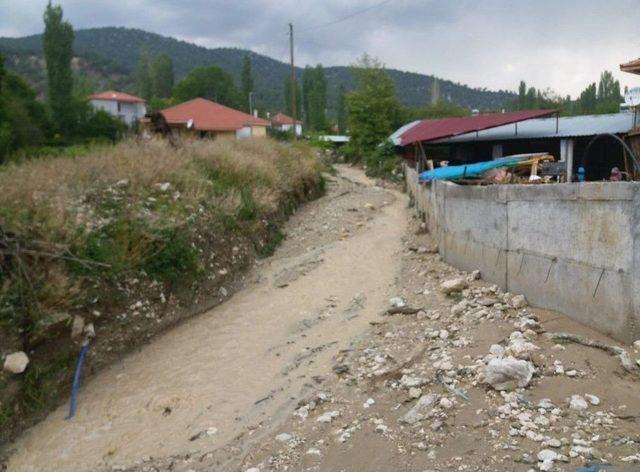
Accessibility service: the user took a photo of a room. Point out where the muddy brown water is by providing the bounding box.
[6,166,408,472]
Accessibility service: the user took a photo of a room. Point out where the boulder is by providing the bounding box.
[3,351,29,374]
[439,278,468,295]
[484,356,535,390]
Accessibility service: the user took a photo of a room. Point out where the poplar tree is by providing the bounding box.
[240,54,254,112]
[152,53,174,99]
[336,83,347,134]
[135,52,152,101]
[43,1,75,136]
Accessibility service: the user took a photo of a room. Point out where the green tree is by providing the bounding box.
[517,81,527,110]
[301,65,327,131]
[283,75,301,119]
[43,1,75,137]
[135,52,152,101]
[173,65,240,108]
[404,100,469,121]
[240,54,254,112]
[336,83,347,134]
[578,83,597,114]
[152,53,174,99]
[595,70,621,113]
[345,54,401,161]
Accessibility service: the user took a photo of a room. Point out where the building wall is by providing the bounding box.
[89,99,146,126]
[406,166,640,343]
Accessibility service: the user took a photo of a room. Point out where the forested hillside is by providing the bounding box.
[0,27,514,114]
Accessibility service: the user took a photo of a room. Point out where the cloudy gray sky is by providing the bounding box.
[2,0,640,97]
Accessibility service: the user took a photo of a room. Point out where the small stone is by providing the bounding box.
[389,297,406,308]
[400,375,427,388]
[206,427,218,436]
[306,448,322,456]
[409,387,422,399]
[70,315,85,338]
[363,398,375,408]
[3,351,29,374]
[569,395,588,411]
[565,369,578,377]
[546,438,562,448]
[439,278,468,295]
[316,410,340,423]
[439,397,453,409]
[585,394,600,406]
[537,449,558,462]
[471,270,481,280]
[511,294,527,308]
[399,394,439,425]
[633,340,640,350]
[275,433,292,442]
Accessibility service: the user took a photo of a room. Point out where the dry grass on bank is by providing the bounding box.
[0,137,325,440]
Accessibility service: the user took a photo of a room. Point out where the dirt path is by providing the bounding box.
[6,166,408,472]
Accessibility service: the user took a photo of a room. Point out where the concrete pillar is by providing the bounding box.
[492,144,503,159]
[560,138,575,182]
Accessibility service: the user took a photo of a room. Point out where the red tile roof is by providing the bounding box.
[271,113,301,125]
[399,109,558,146]
[87,90,146,103]
[160,98,270,131]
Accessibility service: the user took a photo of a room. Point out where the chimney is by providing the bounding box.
[253,109,258,117]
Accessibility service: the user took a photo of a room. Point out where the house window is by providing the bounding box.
[117,102,122,113]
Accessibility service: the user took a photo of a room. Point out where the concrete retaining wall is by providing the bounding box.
[405,166,640,343]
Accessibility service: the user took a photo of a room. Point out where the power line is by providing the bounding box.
[297,0,394,33]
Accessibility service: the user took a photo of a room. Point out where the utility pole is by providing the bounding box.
[289,22,297,139]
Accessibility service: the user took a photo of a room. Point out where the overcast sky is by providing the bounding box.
[2,0,640,97]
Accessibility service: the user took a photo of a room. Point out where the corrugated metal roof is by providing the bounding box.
[390,120,420,145]
[432,112,636,144]
[397,109,557,146]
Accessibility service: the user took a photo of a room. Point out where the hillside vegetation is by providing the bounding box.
[0,27,515,113]
[0,137,325,443]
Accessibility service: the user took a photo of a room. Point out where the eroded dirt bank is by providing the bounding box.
[5,165,408,471]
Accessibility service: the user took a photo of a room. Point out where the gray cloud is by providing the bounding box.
[2,0,640,96]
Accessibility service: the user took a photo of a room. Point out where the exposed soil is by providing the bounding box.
[5,165,640,472]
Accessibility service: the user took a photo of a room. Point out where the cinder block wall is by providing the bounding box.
[406,166,640,344]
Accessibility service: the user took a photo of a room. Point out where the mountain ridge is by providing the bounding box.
[0,27,515,114]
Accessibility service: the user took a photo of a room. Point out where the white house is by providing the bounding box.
[271,113,303,136]
[88,90,147,126]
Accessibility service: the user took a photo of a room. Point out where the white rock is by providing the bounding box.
[3,351,29,374]
[633,340,640,350]
[206,427,218,436]
[537,449,558,462]
[546,438,562,448]
[585,394,600,406]
[511,294,528,308]
[398,394,439,425]
[70,315,85,338]
[275,433,292,442]
[439,397,453,409]
[389,297,406,308]
[439,278,468,295]
[484,356,535,390]
[306,448,322,456]
[471,270,481,280]
[489,344,505,358]
[409,387,422,399]
[569,395,588,411]
[316,410,340,423]
[451,300,468,316]
[363,398,375,408]
[400,374,427,388]
[246,468,260,472]
[565,369,578,377]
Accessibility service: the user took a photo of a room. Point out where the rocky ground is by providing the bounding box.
[138,221,639,471]
[6,166,640,472]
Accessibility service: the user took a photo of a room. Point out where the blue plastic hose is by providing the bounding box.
[66,340,90,419]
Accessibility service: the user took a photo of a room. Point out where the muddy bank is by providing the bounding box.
[0,138,325,448]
